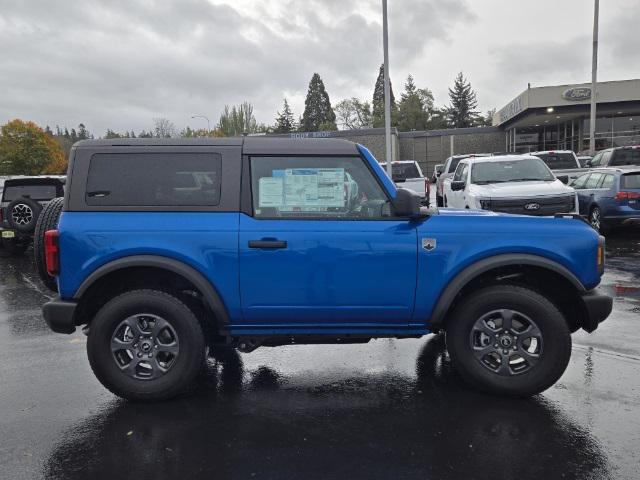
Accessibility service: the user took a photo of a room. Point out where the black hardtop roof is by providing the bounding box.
[73,137,360,156]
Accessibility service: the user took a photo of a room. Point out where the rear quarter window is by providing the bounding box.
[621,173,640,189]
[85,153,222,206]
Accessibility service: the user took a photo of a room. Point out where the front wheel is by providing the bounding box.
[446,284,571,397]
[87,289,206,401]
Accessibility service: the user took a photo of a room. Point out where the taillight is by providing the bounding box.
[44,230,60,276]
[614,191,640,202]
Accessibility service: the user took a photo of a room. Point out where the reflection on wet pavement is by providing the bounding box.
[0,232,639,479]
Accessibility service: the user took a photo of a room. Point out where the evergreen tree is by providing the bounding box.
[301,73,336,131]
[70,128,78,143]
[44,125,53,136]
[78,123,89,140]
[372,64,398,128]
[446,72,480,128]
[104,129,121,139]
[63,127,70,139]
[398,74,433,131]
[274,98,295,133]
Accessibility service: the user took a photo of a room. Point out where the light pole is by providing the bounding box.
[589,0,599,155]
[382,0,393,178]
[191,115,210,134]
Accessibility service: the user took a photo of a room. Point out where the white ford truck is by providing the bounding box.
[380,160,429,205]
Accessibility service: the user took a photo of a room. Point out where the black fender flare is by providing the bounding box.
[74,255,230,328]
[428,253,586,328]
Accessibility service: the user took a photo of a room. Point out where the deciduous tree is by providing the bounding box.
[0,119,66,175]
[335,98,372,130]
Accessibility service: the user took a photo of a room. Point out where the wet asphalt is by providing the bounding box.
[1,232,640,480]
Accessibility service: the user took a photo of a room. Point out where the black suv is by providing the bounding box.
[1,176,65,255]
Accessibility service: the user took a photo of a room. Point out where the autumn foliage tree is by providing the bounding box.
[0,119,67,175]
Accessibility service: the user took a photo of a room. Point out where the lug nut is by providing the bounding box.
[503,349,508,354]
[513,346,517,350]
[494,344,498,348]
[137,353,142,357]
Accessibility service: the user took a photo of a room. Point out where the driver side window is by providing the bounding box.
[250,156,391,219]
[590,152,603,167]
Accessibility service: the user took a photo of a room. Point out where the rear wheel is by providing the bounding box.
[446,284,571,397]
[87,289,206,401]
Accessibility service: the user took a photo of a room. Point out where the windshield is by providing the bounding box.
[390,163,421,181]
[2,184,58,201]
[471,158,555,184]
[531,152,578,169]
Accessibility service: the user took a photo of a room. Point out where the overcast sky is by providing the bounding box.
[1,0,638,136]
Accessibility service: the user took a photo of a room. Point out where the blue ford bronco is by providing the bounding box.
[38,138,612,401]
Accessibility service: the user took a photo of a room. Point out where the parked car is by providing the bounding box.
[431,164,444,183]
[0,176,65,255]
[40,138,611,401]
[571,167,640,232]
[443,155,578,216]
[380,160,429,205]
[586,145,640,168]
[436,154,491,207]
[529,150,587,184]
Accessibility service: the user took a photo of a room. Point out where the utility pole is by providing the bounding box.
[589,0,599,155]
[382,0,393,178]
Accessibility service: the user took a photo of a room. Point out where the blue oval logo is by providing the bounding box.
[561,87,592,101]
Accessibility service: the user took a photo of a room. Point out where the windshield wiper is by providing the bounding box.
[509,178,546,182]
[473,180,508,184]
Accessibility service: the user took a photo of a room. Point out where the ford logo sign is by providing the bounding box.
[524,203,541,211]
[561,87,592,101]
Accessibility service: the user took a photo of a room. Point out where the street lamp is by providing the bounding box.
[191,115,210,134]
[382,0,392,178]
[589,0,599,156]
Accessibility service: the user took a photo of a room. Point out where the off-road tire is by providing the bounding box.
[87,289,206,402]
[33,197,64,292]
[6,197,42,233]
[446,284,571,397]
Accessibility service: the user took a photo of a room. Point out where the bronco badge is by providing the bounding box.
[422,238,437,251]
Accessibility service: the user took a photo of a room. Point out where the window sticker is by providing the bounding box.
[280,168,345,211]
[258,177,284,207]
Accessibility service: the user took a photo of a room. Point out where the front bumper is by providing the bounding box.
[42,298,78,334]
[579,288,612,333]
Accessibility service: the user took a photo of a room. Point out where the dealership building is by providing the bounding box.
[278,78,640,176]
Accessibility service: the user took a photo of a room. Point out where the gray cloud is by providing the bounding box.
[0,0,475,135]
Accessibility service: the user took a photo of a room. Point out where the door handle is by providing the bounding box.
[248,240,287,249]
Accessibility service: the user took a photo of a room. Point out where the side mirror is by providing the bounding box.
[450,180,466,191]
[434,165,444,177]
[584,160,592,167]
[557,175,569,184]
[393,188,424,218]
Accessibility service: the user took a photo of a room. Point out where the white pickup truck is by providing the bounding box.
[530,150,588,184]
[380,160,429,205]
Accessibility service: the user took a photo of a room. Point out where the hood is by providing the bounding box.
[468,179,573,198]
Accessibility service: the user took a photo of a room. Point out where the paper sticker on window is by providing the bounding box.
[258,177,284,207]
[280,168,345,211]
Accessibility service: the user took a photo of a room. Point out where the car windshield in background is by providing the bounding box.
[621,173,640,189]
[390,163,420,181]
[2,184,57,201]
[611,149,640,166]
[471,159,555,184]
[532,153,577,169]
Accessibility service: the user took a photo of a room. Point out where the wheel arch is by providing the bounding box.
[73,255,230,332]
[429,254,586,330]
